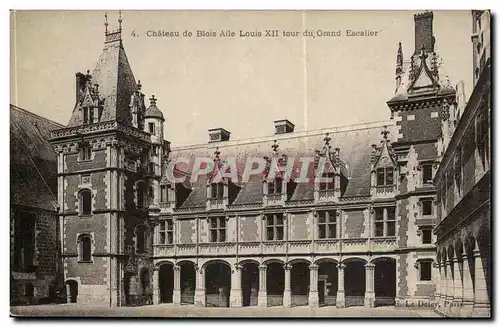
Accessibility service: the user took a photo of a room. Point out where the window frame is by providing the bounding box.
[421,228,433,245]
[77,234,92,263]
[265,213,284,241]
[80,143,92,161]
[421,199,434,216]
[268,177,283,195]
[317,210,337,239]
[422,164,433,185]
[209,217,226,243]
[419,260,433,281]
[148,122,156,135]
[376,167,394,186]
[135,225,149,254]
[160,185,168,203]
[211,182,224,200]
[79,189,92,216]
[159,219,174,245]
[319,172,335,191]
[373,207,396,237]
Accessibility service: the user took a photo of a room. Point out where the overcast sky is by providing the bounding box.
[10,10,473,146]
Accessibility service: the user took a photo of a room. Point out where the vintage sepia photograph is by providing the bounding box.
[9,9,491,318]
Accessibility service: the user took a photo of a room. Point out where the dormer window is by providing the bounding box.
[211,182,224,200]
[160,185,168,203]
[83,107,93,125]
[319,172,335,190]
[268,177,283,195]
[377,167,394,186]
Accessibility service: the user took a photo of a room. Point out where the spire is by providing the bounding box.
[395,42,404,91]
[67,11,136,127]
[118,10,122,31]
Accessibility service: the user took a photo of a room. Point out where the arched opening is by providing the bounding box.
[65,280,78,303]
[266,262,284,307]
[180,262,196,304]
[291,262,310,306]
[159,264,174,303]
[241,262,259,307]
[140,268,152,305]
[373,258,396,306]
[77,234,92,262]
[79,189,92,215]
[205,261,231,307]
[317,261,338,306]
[123,272,134,306]
[344,259,366,307]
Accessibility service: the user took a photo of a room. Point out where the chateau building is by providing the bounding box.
[10,105,63,305]
[433,10,491,317]
[48,11,470,309]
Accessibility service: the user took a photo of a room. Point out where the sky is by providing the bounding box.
[10,10,473,146]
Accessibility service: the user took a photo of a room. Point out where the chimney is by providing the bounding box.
[75,72,87,102]
[414,11,434,55]
[274,119,295,134]
[208,128,231,143]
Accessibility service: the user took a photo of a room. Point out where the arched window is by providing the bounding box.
[79,189,92,215]
[211,183,224,200]
[77,234,92,262]
[135,225,149,254]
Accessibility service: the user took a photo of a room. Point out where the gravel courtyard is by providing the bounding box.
[11,304,441,318]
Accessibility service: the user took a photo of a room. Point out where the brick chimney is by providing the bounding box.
[414,11,435,54]
[208,128,231,143]
[274,119,295,135]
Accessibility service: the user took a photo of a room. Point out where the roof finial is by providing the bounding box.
[118,10,122,31]
[104,12,109,34]
[137,80,142,91]
[271,140,279,154]
[323,133,332,150]
[149,95,157,106]
[381,126,390,140]
[214,147,221,161]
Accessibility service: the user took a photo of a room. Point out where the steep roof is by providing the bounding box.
[10,105,62,211]
[67,32,137,126]
[167,120,396,208]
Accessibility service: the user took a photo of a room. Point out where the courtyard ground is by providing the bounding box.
[11,303,441,318]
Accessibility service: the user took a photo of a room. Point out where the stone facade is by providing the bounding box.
[434,10,491,318]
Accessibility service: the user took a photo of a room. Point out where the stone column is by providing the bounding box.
[173,265,181,306]
[460,253,474,317]
[364,263,375,308]
[194,266,206,307]
[472,249,490,317]
[336,263,345,308]
[438,262,446,310]
[152,266,160,305]
[308,264,319,307]
[230,264,242,307]
[283,264,292,308]
[452,257,463,316]
[258,264,267,308]
[445,260,454,315]
[434,262,440,307]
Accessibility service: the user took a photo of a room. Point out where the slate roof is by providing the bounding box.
[10,105,63,211]
[168,120,396,207]
[67,37,137,127]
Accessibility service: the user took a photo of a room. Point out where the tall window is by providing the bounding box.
[137,183,147,208]
[211,183,224,200]
[454,149,462,194]
[476,109,489,168]
[13,213,36,272]
[160,185,168,203]
[151,145,158,156]
[79,189,92,215]
[148,122,156,135]
[135,225,149,254]
[319,172,335,190]
[419,260,432,281]
[265,213,284,241]
[374,207,396,237]
[78,234,92,262]
[317,210,337,239]
[422,164,433,184]
[159,219,174,244]
[421,199,433,216]
[268,177,283,195]
[377,167,394,186]
[209,217,226,242]
[80,143,92,161]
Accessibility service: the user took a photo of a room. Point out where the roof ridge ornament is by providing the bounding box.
[149,95,157,106]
